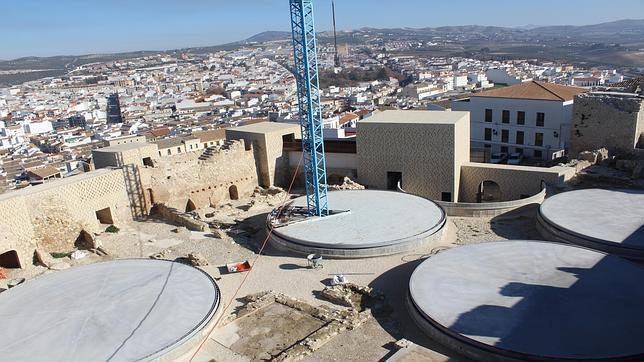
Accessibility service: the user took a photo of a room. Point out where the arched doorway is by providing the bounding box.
[185,199,197,213]
[229,185,239,200]
[75,230,96,250]
[478,181,501,203]
[0,250,21,269]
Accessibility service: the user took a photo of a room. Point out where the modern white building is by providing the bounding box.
[452,81,587,160]
[23,121,54,135]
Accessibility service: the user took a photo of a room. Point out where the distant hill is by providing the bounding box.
[1,19,642,86]
[527,19,644,40]
[243,31,291,43]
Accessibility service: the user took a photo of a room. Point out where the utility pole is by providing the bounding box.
[332,0,340,67]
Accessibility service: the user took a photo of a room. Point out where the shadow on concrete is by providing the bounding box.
[227,212,302,258]
[489,204,540,240]
[443,255,644,360]
[278,263,307,270]
[115,154,147,221]
[368,259,468,360]
[622,224,644,247]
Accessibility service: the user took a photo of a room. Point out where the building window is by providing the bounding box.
[484,128,492,141]
[517,111,525,125]
[485,109,493,122]
[484,144,491,148]
[501,146,509,153]
[536,112,545,127]
[534,150,543,158]
[441,192,452,202]
[177,147,182,153]
[502,110,510,123]
[516,131,524,145]
[515,147,523,154]
[167,149,171,155]
[535,132,544,147]
[501,129,509,143]
[189,144,193,150]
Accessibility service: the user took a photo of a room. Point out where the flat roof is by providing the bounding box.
[409,241,644,360]
[462,161,567,174]
[271,190,445,249]
[540,188,644,246]
[0,260,220,361]
[94,142,155,153]
[227,121,300,135]
[359,110,469,125]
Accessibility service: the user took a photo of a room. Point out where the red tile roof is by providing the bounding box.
[472,81,587,101]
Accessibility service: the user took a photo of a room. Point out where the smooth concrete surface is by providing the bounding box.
[409,241,644,360]
[539,189,644,255]
[270,190,446,256]
[0,259,220,362]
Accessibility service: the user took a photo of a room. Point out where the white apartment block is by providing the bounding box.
[452,81,587,160]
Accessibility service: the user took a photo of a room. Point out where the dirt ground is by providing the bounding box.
[0,189,545,361]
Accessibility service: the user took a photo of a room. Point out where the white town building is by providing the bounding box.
[452,81,587,160]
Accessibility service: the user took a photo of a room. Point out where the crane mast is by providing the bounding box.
[289,0,329,216]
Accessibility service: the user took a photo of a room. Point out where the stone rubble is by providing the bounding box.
[328,177,366,191]
[187,252,209,267]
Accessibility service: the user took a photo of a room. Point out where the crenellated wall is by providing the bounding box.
[140,140,258,212]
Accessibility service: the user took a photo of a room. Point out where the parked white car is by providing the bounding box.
[507,152,523,165]
[490,152,508,164]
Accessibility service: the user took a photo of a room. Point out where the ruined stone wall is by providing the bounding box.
[140,140,258,211]
[459,162,574,202]
[570,93,644,156]
[0,169,133,268]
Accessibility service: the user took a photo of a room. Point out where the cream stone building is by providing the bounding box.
[93,142,159,169]
[358,110,470,202]
[226,122,301,188]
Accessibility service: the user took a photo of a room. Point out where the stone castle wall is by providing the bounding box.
[140,140,258,212]
[0,140,260,270]
[459,163,575,202]
[570,93,644,156]
[0,169,133,268]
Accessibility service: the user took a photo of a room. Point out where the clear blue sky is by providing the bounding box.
[1,0,642,59]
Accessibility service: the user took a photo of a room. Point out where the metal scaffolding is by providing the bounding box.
[289,0,329,216]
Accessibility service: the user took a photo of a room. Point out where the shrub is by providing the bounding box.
[105,225,120,233]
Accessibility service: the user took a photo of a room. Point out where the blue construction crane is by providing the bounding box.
[289,0,329,216]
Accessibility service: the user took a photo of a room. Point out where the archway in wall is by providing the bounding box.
[478,181,502,203]
[75,230,96,250]
[185,199,197,213]
[0,250,21,269]
[229,185,239,201]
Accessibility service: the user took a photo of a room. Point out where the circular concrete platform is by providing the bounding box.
[268,190,446,258]
[408,241,644,361]
[537,189,644,259]
[0,259,220,362]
